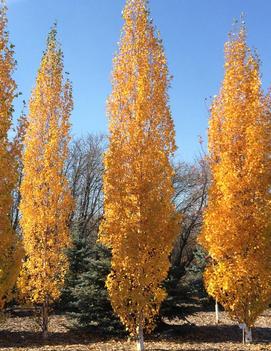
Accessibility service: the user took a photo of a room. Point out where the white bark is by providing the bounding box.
[240,323,252,343]
[136,315,144,351]
[215,299,219,324]
[244,324,252,343]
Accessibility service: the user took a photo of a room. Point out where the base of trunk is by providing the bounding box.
[42,330,48,340]
[241,323,252,344]
[42,297,49,340]
[136,338,144,351]
[136,314,144,351]
[215,299,219,324]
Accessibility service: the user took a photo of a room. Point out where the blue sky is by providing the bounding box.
[7,0,271,161]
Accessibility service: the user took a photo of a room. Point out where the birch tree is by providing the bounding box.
[199,25,271,343]
[18,26,73,339]
[99,1,180,349]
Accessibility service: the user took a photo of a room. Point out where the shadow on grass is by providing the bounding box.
[0,329,100,348]
[0,319,270,348]
[154,323,271,343]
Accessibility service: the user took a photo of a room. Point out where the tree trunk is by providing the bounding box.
[136,314,144,351]
[42,296,49,340]
[243,324,252,344]
[215,299,219,324]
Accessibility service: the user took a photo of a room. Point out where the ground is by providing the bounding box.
[0,309,270,350]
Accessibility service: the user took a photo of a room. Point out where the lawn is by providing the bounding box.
[0,309,270,350]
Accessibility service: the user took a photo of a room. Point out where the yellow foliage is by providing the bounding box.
[18,26,74,306]
[198,26,271,327]
[0,3,23,309]
[99,0,180,336]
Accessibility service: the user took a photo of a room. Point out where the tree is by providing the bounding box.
[59,134,116,331]
[0,3,23,310]
[171,158,209,277]
[198,25,271,343]
[66,134,105,241]
[59,133,104,309]
[61,144,208,331]
[63,238,123,334]
[161,158,209,322]
[18,26,73,339]
[99,0,180,349]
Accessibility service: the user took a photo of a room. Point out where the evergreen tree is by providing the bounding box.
[61,233,123,334]
[160,246,208,323]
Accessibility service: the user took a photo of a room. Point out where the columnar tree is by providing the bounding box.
[198,26,271,343]
[18,26,73,339]
[0,3,23,309]
[99,0,179,349]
